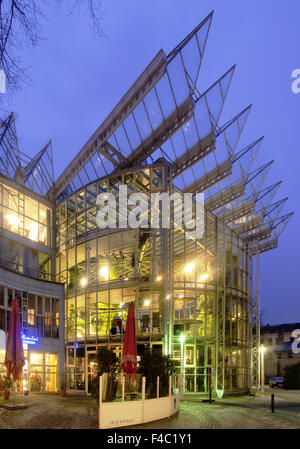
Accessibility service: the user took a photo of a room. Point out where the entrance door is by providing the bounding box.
[86,351,97,394]
[66,345,76,391]
[66,345,86,392]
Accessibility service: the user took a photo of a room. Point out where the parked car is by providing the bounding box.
[269,377,284,388]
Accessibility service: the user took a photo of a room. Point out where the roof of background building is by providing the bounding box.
[274,342,293,351]
[261,322,300,334]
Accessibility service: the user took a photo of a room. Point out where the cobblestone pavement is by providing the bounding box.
[129,388,300,430]
[0,388,299,429]
[0,393,98,429]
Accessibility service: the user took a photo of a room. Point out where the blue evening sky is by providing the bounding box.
[2,0,299,324]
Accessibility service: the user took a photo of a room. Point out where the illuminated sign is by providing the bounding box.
[21,334,39,345]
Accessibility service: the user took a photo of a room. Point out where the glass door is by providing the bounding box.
[86,351,97,394]
[66,345,86,392]
[66,345,76,391]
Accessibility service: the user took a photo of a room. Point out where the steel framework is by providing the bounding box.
[1,11,292,394]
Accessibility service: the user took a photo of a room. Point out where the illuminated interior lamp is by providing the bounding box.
[5,214,19,227]
[124,276,129,281]
[260,345,266,355]
[156,275,162,282]
[99,265,109,281]
[184,263,195,273]
[144,299,151,307]
[199,273,209,282]
[80,277,87,287]
[179,333,185,343]
[29,222,38,241]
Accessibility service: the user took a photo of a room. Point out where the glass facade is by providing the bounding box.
[0,348,58,393]
[0,284,59,338]
[29,352,58,393]
[1,14,292,396]
[56,165,252,393]
[0,182,52,246]
[0,181,53,280]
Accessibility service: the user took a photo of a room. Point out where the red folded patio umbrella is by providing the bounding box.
[121,303,137,378]
[5,299,25,384]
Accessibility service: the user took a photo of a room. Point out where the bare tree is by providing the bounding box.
[0,0,103,89]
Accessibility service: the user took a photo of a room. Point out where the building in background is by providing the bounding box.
[261,323,300,382]
[0,12,293,395]
[0,119,64,393]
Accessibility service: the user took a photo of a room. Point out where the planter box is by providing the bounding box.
[98,375,180,429]
[99,394,179,429]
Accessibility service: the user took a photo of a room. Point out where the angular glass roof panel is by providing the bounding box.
[219,106,251,158]
[114,124,132,158]
[154,74,176,119]
[181,117,199,149]
[181,34,201,94]
[72,174,83,191]
[193,96,212,139]
[143,88,164,130]
[90,151,107,178]
[170,127,187,159]
[122,113,142,153]
[0,115,20,180]
[195,15,212,58]
[98,151,114,175]
[24,141,54,196]
[77,166,91,187]
[133,101,152,142]
[256,181,282,207]
[168,53,191,106]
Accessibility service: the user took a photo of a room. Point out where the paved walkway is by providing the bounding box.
[0,388,299,429]
[0,393,98,429]
[130,388,300,429]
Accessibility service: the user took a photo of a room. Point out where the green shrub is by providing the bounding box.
[138,349,174,398]
[91,347,121,403]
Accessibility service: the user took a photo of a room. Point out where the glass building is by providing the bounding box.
[0,12,293,395]
[0,123,64,393]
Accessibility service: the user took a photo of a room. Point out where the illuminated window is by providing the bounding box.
[0,182,52,248]
[30,352,43,365]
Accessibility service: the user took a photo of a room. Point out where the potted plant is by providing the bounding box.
[91,347,121,405]
[59,377,66,397]
[30,372,42,392]
[3,376,12,400]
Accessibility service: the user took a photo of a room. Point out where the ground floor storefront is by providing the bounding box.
[0,267,65,393]
[0,345,60,393]
[65,342,164,394]
[64,339,249,395]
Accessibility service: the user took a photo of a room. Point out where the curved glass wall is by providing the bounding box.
[56,165,252,393]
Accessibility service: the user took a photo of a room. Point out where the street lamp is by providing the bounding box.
[260,345,266,391]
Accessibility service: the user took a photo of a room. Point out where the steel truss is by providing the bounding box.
[17,11,292,395]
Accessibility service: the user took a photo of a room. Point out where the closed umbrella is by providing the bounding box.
[5,299,25,405]
[121,303,137,378]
